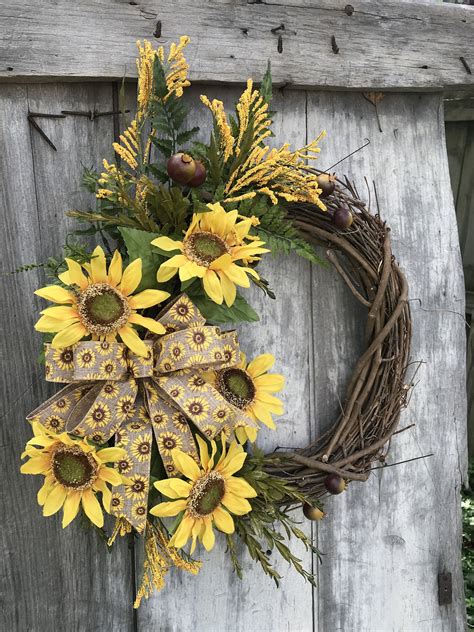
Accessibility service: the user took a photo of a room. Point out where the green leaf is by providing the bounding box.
[151,136,173,158]
[118,226,166,291]
[188,291,259,324]
[152,57,169,100]
[176,127,200,146]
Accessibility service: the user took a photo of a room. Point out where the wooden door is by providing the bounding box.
[1,2,471,630]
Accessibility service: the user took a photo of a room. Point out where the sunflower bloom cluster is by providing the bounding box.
[150,436,256,552]
[152,202,269,306]
[34,245,170,357]
[20,422,126,528]
[205,352,284,442]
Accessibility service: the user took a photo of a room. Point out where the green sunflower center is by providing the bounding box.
[188,471,225,517]
[77,283,131,336]
[51,446,97,489]
[184,231,229,266]
[216,368,256,409]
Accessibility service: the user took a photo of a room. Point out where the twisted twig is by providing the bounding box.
[263,178,412,505]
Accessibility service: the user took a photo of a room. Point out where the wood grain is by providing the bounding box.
[307,91,467,631]
[0,0,473,91]
[0,83,135,632]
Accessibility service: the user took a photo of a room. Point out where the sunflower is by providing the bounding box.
[205,352,285,442]
[151,203,269,306]
[20,422,126,528]
[34,246,170,357]
[150,436,256,552]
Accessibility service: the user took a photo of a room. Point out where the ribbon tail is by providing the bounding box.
[144,380,198,477]
[111,390,152,533]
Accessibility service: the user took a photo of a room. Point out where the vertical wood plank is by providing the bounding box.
[307,92,467,632]
[0,83,135,631]
[136,85,315,632]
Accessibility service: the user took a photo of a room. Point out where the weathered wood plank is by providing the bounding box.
[307,91,467,631]
[0,83,135,632]
[0,0,473,91]
[136,85,316,632]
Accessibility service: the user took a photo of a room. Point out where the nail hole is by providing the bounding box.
[7,66,13,71]
[344,4,354,16]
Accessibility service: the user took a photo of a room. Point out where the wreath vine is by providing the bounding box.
[19,37,412,605]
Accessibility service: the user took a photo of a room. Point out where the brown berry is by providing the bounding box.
[187,160,207,187]
[324,474,346,495]
[167,152,196,184]
[317,173,336,198]
[303,503,325,521]
[332,207,353,230]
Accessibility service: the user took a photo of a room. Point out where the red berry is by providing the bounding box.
[167,152,196,184]
[324,474,346,495]
[187,160,207,187]
[332,207,353,230]
[317,173,336,198]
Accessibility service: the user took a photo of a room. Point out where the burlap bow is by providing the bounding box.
[27,295,257,532]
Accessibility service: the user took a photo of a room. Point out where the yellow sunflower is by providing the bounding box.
[20,422,126,528]
[34,246,170,357]
[150,436,256,552]
[151,202,269,306]
[205,352,285,441]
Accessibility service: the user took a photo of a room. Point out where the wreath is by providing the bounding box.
[20,37,411,606]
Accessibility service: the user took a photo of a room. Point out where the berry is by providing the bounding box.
[332,207,353,230]
[317,173,336,198]
[187,160,207,187]
[324,474,346,495]
[303,503,325,521]
[167,152,196,184]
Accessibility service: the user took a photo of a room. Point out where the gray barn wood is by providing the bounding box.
[0,2,469,630]
[0,0,473,91]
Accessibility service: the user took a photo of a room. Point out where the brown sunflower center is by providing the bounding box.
[51,445,97,490]
[183,231,229,266]
[216,368,256,409]
[188,471,225,517]
[77,283,131,336]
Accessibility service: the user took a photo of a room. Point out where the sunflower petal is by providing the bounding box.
[149,499,187,517]
[169,514,194,549]
[51,322,87,349]
[203,270,223,304]
[65,258,89,289]
[247,354,275,378]
[128,313,166,335]
[212,506,235,534]
[90,246,107,283]
[157,265,178,283]
[81,489,104,527]
[253,373,285,392]
[151,236,183,252]
[97,447,127,463]
[93,479,112,513]
[107,250,123,286]
[62,491,81,527]
[34,285,75,304]
[154,478,192,499]
[118,325,148,357]
[128,289,170,309]
[35,315,78,333]
[225,476,257,498]
[201,517,216,551]
[43,484,67,516]
[20,456,50,474]
[196,435,210,470]
[250,401,276,429]
[120,258,142,296]
[98,466,123,486]
[222,492,252,516]
[217,271,237,307]
[172,449,201,481]
[40,306,79,320]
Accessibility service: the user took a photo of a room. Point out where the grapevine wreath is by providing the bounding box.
[20,37,411,605]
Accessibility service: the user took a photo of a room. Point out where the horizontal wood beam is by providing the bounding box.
[0,0,473,91]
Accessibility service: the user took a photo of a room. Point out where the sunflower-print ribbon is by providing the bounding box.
[27,295,257,532]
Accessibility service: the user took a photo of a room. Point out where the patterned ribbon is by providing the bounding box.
[27,295,257,532]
